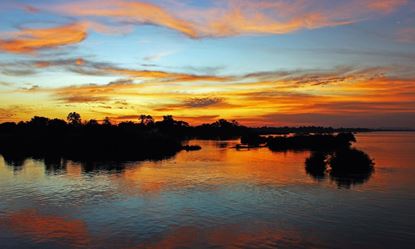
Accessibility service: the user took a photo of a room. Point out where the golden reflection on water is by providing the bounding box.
[353,132,415,191]
[104,139,312,197]
[2,133,414,195]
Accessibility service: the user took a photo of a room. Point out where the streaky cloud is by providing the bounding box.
[3,58,231,83]
[42,0,408,38]
[183,97,225,108]
[57,95,111,103]
[240,66,388,86]
[5,65,415,127]
[48,0,199,38]
[0,23,87,54]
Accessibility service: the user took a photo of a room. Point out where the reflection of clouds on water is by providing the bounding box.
[1,134,415,249]
[0,209,324,249]
[130,224,323,249]
[0,209,91,248]
[1,143,375,190]
[1,144,310,197]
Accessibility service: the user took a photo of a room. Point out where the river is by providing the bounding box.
[0,132,414,248]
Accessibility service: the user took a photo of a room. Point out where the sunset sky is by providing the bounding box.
[0,0,414,128]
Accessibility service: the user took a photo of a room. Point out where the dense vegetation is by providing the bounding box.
[0,113,375,183]
[296,133,375,188]
[239,132,375,188]
[254,126,373,135]
[0,113,249,161]
[266,132,356,151]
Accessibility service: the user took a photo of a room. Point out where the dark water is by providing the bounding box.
[1,132,414,249]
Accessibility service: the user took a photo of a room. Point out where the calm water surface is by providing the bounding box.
[1,132,414,248]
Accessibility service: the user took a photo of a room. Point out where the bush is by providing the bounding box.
[329,148,374,173]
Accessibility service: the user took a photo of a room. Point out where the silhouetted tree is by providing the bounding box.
[103,117,112,126]
[254,126,372,135]
[139,114,154,126]
[213,119,238,128]
[48,118,67,129]
[162,115,174,124]
[30,116,49,127]
[86,119,99,126]
[158,115,189,128]
[0,113,377,172]
[241,133,266,146]
[267,133,357,151]
[336,132,356,148]
[67,112,81,126]
[118,121,136,129]
[193,118,247,139]
[176,120,189,127]
[304,148,374,188]
[329,148,374,173]
[305,152,328,179]
[0,122,17,132]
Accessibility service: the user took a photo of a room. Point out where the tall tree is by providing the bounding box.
[67,112,81,126]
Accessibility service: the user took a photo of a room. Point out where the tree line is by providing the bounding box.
[0,112,250,162]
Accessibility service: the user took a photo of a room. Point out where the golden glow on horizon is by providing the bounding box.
[1,69,414,126]
[0,0,414,127]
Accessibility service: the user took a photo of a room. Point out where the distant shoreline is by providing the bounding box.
[0,113,413,162]
[252,127,415,135]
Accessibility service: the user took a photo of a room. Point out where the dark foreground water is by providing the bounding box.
[1,132,414,249]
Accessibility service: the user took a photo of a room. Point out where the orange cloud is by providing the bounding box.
[3,65,415,127]
[199,2,350,37]
[49,0,198,38]
[51,81,136,104]
[0,23,87,54]
[153,97,239,113]
[367,0,407,12]
[34,58,86,68]
[58,95,111,103]
[43,0,407,38]
[75,58,85,65]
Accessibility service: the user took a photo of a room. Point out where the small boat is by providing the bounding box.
[235,144,266,150]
